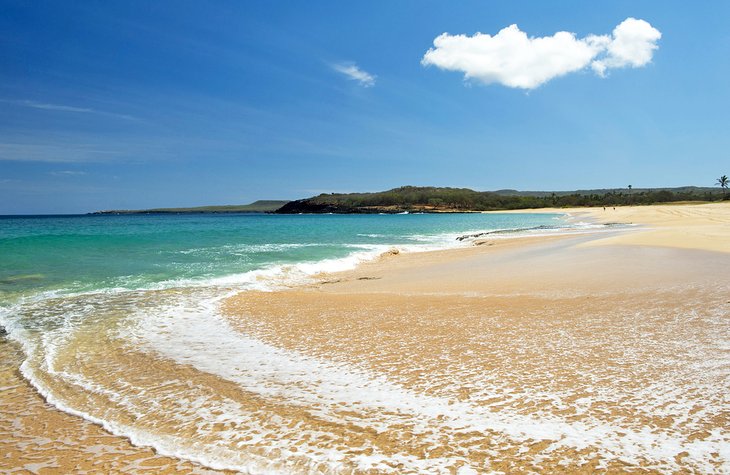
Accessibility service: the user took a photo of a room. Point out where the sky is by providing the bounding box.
[1,1,729,214]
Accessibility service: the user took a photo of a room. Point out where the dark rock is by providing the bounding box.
[457,231,494,241]
[275,200,393,214]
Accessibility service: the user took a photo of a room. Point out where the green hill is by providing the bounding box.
[276,186,725,214]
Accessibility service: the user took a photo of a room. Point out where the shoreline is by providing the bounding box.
[1,202,729,473]
[276,201,730,293]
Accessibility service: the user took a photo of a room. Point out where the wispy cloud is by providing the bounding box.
[0,142,122,163]
[50,170,88,176]
[18,100,94,113]
[422,18,661,89]
[1,99,137,120]
[331,62,376,87]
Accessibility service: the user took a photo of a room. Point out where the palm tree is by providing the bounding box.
[718,175,729,197]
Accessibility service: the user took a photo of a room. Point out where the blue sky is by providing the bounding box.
[1,0,729,214]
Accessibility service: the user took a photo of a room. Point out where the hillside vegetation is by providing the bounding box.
[276,186,724,213]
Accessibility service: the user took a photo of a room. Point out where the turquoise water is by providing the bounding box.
[0,213,565,300]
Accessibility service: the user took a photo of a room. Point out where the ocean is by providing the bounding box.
[0,211,612,473]
[0,212,576,298]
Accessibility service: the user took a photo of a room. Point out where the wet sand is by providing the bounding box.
[2,202,729,473]
[0,336,230,474]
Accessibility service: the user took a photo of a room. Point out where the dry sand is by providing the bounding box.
[496,202,730,253]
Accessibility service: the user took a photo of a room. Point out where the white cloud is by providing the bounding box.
[591,18,662,76]
[332,62,376,87]
[422,18,661,89]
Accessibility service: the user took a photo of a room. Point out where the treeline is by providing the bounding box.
[277,186,726,213]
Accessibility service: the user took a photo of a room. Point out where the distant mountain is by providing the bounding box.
[91,200,289,215]
[276,185,725,214]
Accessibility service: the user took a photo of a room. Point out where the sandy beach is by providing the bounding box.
[498,202,730,253]
[222,202,730,472]
[2,202,729,473]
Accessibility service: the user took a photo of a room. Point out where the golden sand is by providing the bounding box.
[222,237,729,472]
